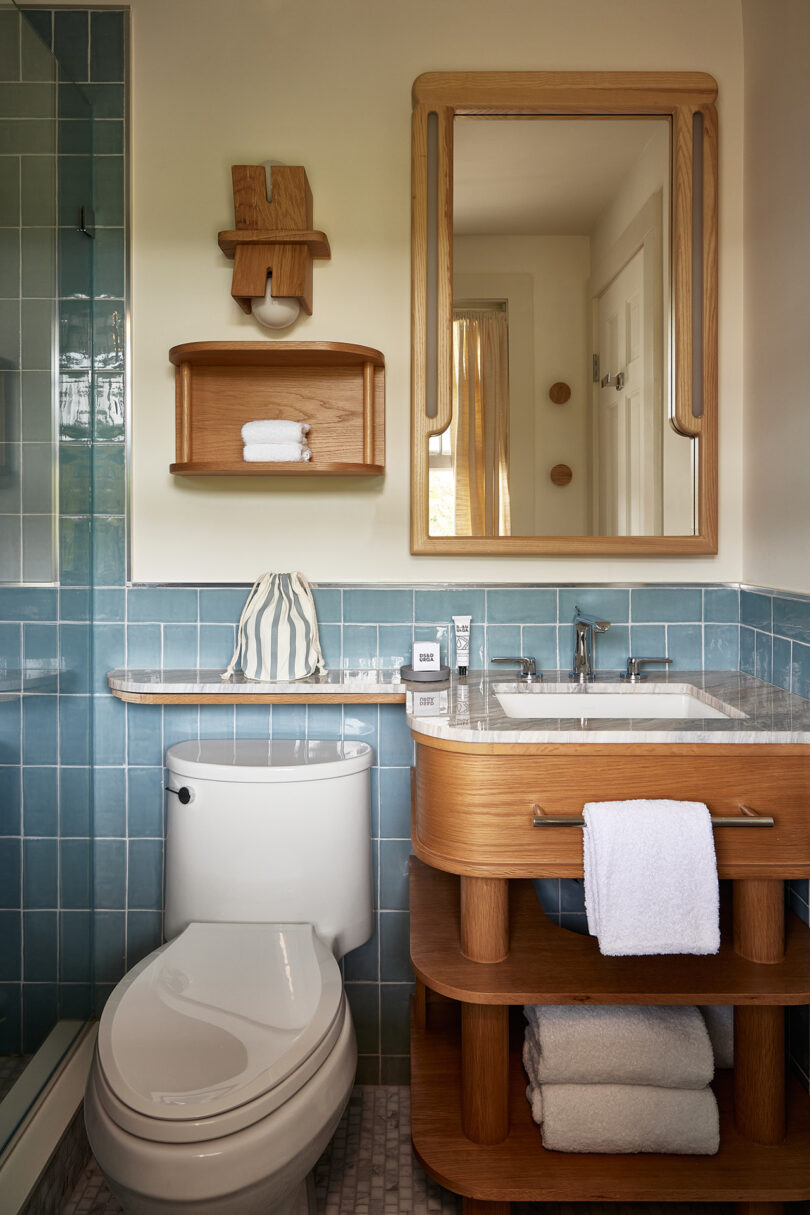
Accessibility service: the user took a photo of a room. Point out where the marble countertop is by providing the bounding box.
[405,671,810,745]
[107,667,407,697]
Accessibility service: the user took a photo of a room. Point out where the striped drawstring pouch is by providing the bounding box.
[221,571,323,682]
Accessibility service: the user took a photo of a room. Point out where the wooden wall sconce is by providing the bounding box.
[217,164,331,316]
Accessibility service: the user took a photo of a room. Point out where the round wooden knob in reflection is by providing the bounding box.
[550,464,573,487]
[548,381,571,405]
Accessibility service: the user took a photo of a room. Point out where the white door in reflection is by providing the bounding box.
[594,246,661,536]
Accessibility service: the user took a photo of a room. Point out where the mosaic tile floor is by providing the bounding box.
[61,1084,735,1215]
[62,1087,459,1214]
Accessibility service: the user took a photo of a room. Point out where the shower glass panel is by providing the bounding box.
[0,3,96,1155]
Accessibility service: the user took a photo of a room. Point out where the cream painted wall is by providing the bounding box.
[742,0,810,595]
[125,0,744,583]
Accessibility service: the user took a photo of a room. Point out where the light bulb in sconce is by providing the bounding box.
[250,276,301,330]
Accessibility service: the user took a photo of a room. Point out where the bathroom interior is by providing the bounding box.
[1,0,809,1212]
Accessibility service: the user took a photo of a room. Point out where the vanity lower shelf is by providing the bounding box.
[410,858,810,1004]
[410,1012,810,1202]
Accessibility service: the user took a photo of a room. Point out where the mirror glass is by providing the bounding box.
[428,116,696,540]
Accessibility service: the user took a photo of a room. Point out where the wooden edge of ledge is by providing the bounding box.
[110,689,406,705]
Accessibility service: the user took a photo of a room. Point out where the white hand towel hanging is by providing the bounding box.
[582,800,720,956]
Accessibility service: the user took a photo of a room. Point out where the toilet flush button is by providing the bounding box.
[165,785,194,805]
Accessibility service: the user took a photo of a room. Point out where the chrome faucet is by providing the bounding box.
[569,605,611,683]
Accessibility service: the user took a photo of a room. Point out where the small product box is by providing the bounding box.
[412,641,440,671]
[411,689,447,716]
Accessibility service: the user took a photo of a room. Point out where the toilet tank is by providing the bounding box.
[164,739,374,958]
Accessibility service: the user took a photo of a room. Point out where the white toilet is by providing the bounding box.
[85,738,374,1215]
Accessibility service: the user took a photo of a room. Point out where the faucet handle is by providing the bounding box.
[621,656,673,682]
[491,656,540,681]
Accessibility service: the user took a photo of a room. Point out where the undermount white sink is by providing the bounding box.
[494,684,742,721]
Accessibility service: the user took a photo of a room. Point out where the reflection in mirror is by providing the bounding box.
[430,116,695,540]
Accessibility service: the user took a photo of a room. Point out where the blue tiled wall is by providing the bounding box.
[740,587,810,701]
[0,6,126,1055]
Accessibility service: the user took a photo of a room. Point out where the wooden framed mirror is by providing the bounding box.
[410,72,718,555]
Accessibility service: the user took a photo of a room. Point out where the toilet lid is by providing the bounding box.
[97,922,343,1124]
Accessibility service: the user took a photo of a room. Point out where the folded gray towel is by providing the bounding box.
[524,1075,720,1154]
[523,1003,714,1088]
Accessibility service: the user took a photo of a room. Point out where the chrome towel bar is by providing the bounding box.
[531,802,774,828]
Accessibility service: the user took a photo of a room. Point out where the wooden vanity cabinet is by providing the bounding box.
[408,737,810,1214]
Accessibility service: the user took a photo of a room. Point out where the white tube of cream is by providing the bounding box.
[452,615,471,676]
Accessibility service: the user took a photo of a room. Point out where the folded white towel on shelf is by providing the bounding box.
[241,420,310,444]
[582,800,720,956]
[700,1004,734,1068]
[523,1073,720,1155]
[242,442,312,463]
[523,1004,713,1088]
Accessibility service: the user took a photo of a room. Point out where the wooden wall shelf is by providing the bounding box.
[411,1011,810,1203]
[169,341,385,476]
[410,859,810,1006]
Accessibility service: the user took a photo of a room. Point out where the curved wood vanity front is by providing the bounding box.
[407,673,810,1215]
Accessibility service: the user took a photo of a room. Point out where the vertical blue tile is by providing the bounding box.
[0,910,20,980]
[270,704,306,740]
[23,910,57,980]
[61,622,94,692]
[0,983,21,1053]
[90,623,124,692]
[306,704,342,741]
[23,695,58,763]
[486,588,556,624]
[793,643,810,702]
[163,623,198,668]
[94,693,126,765]
[60,765,92,837]
[92,766,125,836]
[343,706,378,758]
[199,624,234,669]
[54,10,89,82]
[704,587,739,623]
[23,838,57,908]
[234,702,271,738]
[318,623,341,669]
[380,983,412,1055]
[198,705,235,739]
[60,911,91,981]
[521,625,558,672]
[59,984,93,1020]
[378,705,411,767]
[311,587,341,622]
[90,11,125,82]
[126,623,162,668]
[741,590,773,632]
[60,839,91,910]
[774,596,810,647]
[379,768,411,839]
[22,766,58,836]
[58,695,92,765]
[127,839,163,910]
[93,516,126,586]
[379,839,410,910]
[127,768,163,837]
[198,588,245,624]
[94,911,125,983]
[93,838,125,908]
[343,913,378,982]
[667,624,702,671]
[0,698,21,765]
[344,983,378,1055]
[162,706,198,751]
[755,631,773,685]
[128,702,164,765]
[379,911,411,981]
[378,624,413,669]
[0,767,21,835]
[704,625,739,671]
[22,983,58,1052]
[342,625,377,668]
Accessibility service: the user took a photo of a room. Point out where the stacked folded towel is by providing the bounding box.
[241,420,312,462]
[523,1004,720,1154]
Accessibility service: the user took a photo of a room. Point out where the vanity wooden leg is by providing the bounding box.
[460,876,509,962]
[461,1003,509,1144]
[733,879,785,963]
[733,879,786,1146]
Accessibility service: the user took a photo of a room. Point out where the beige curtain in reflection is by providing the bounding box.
[451,310,511,537]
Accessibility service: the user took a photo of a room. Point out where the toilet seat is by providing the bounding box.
[95,921,344,1143]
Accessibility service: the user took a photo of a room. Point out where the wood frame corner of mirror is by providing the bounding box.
[410,71,718,556]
